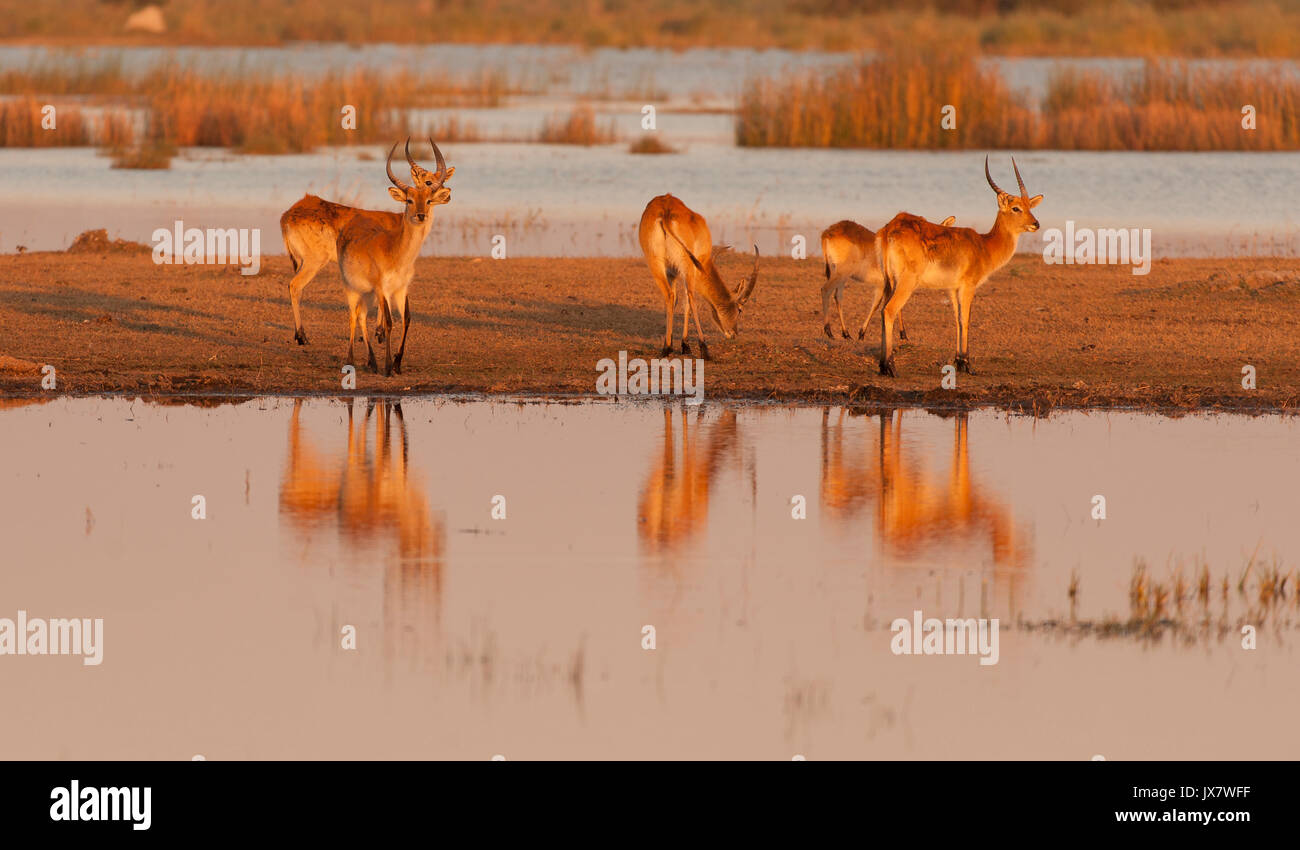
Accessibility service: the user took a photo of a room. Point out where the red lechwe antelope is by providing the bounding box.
[876,156,1042,377]
[638,194,758,360]
[281,139,452,346]
[336,140,453,376]
[820,215,954,342]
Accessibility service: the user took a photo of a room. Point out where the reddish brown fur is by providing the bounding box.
[281,194,403,345]
[876,160,1041,377]
[637,193,757,358]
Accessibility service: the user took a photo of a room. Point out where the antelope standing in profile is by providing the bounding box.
[820,215,954,342]
[877,157,1042,377]
[336,140,453,376]
[281,139,452,346]
[638,194,758,360]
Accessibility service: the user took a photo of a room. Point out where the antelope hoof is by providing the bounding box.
[660,345,673,357]
[392,355,403,375]
[680,341,691,355]
[857,328,866,341]
[955,356,974,375]
[899,328,909,341]
[366,355,379,373]
[294,328,309,346]
[699,341,711,361]
[841,330,851,340]
[823,323,833,339]
[879,357,897,378]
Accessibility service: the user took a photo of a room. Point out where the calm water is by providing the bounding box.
[3,146,1298,256]
[1,396,1297,759]
[3,44,1298,256]
[3,44,1295,101]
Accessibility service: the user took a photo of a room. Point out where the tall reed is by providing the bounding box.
[737,53,1300,151]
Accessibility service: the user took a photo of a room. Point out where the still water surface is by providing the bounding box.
[1,396,1297,758]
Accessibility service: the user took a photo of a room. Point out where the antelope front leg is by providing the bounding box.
[955,287,976,374]
[358,308,379,373]
[345,301,359,367]
[393,293,411,375]
[380,297,394,377]
[683,284,710,361]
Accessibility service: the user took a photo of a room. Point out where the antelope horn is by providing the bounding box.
[1012,156,1028,198]
[735,245,759,305]
[386,140,410,191]
[984,155,1007,197]
[429,137,447,183]
[404,137,417,169]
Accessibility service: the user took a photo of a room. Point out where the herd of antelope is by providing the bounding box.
[280,141,1041,379]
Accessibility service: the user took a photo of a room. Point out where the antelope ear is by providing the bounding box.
[712,243,732,255]
[388,186,406,203]
[1027,194,1043,208]
[441,166,455,183]
[940,215,956,226]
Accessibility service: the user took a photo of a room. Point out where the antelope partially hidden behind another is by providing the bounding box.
[336,139,453,376]
[820,215,955,342]
[877,157,1041,377]
[639,194,758,360]
[281,140,449,346]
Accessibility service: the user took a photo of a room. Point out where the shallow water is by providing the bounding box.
[4,44,1295,101]
[4,44,1299,257]
[0,396,1297,759]
[4,145,1298,257]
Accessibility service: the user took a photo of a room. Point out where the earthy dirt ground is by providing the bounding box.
[1,248,1298,413]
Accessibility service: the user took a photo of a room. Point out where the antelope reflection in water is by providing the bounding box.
[637,406,742,554]
[279,398,445,660]
[820,408,1031,610]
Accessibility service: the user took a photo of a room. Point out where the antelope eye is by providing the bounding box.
[405,198,413,204]
[426,199,433,205]
[425,181,433,186]
[1012,206,1022,212]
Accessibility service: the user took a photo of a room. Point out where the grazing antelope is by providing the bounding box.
[820,215,955,342]
[336,139,453,376]
[638,194,758,360]
[877,156,1041,377]
[281,139,452,346]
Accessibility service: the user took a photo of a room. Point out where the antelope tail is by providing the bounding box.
[876,231,893,300]
[659,216,706,273]
[281,220,302,274]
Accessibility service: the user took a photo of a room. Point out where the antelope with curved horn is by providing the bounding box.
[876,157,1042,377]
[281,139,451,346]
[820,215,955,342]
[336,139,453,376]
[638,194,758,360]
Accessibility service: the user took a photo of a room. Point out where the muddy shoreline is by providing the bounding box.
[1,252,1297,414]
